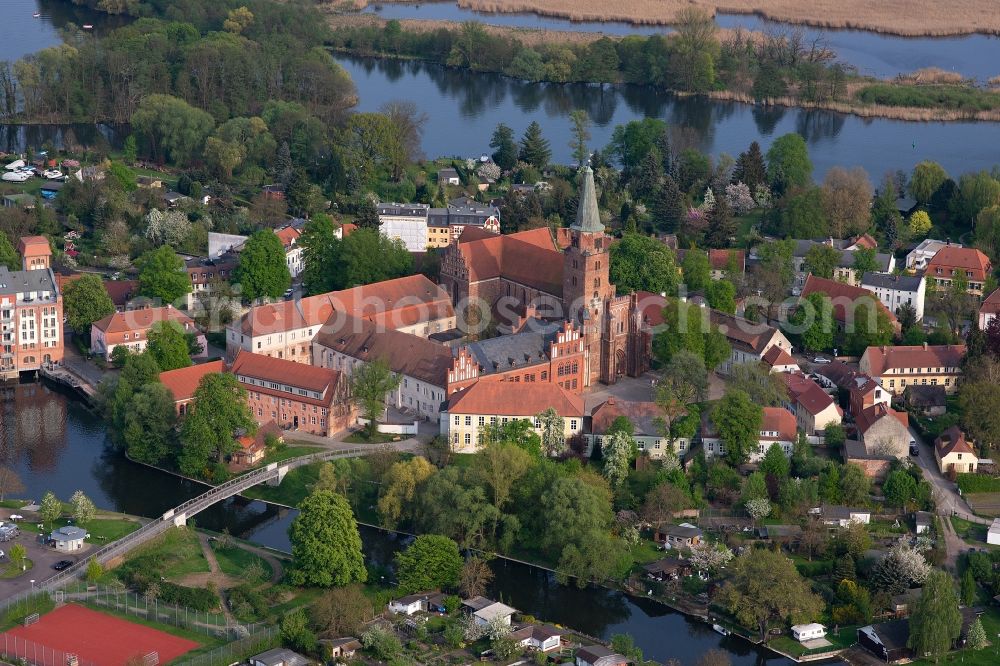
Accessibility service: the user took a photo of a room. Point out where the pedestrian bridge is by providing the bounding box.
[40,447,369,590]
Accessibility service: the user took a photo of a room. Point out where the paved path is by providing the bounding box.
[283,429,428,453]
[232,542,285,585]
[194,532,237,626]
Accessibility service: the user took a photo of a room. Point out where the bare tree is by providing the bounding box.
[0,466,24,502]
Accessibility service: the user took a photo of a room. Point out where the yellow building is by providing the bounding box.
[859,344,966,395]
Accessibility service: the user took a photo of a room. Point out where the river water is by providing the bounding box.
[6,381,794,665]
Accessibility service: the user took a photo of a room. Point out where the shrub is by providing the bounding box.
[957,474,1000,494]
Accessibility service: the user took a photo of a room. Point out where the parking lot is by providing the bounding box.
[0,515,90,599]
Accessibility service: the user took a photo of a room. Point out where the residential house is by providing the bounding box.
[389,592,435,616]
[588,397,687,459]
[378,202,431,252]
[158,360,226,415]
[0,242,63,378]
[509,625,564,653]
[762,345,799,373]
[702,406,797,463]
[275,225,304,277]
[321,638,361,660]
[924,246,992,297]
[861,272,926,321]
[708,310,793,375]
[914,511,933,534]
[709,249,745,280]
[18,236,51,271]
[231,351,354,437]
[780,372,843,435]
[462,596,517,627]
[426,197,501,248]
[642,557,691,582]
[820,504,871,527]
[848,375,892,416]
[185,255,237,310]
[801,275,899,334]
[904,385,948,416]
[249,648,310,666]
[858,620,911,663]
[441,381,585,453]
[654,524,703,549]
[979,287,1000,330]
[988,518,1000,546]
[104,280,139,312]
[856,403,910,459]
[575,645,629,666]
[90,306,202,362]
[231,422,282,466]
[438,167,460,186]
[226,274,457,363]
[793,239,894,287]
[934,426,977,475]
[905,239,959,272]
[859,343,966,395]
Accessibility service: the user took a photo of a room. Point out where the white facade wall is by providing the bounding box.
[863,275,926,321]
[442,411,583,453]
[380,215,429,252]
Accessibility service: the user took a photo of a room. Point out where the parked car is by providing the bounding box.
[812,357,832,364]
[52,560,73,571]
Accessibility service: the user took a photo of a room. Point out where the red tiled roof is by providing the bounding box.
[92,305,195,335]
[761,407,797,441]
[454,228,564,297]
[935,425,975,457]
[18,236,49,256]
[862,344,966,376]
[850,234,878,250]
[447,380,584,417]
[237,421,282,451]
[457,226,498,243]
[926,246,991,281]
[801,275,898,326]
[590,398,668,437]
[762,345,797,369]
[231,350,341,394]
[981,288,1000,317]
[709,249,745,272]
[104,280,138,307]
[856,403,909,435]
[710,309,783,355]
[159,360,225,403]
[780,373,838,416]
[275,226,300,248]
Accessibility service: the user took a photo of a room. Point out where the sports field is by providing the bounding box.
[1,604,199,666]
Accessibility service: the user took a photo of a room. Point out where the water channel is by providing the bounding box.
[4,380,796,665]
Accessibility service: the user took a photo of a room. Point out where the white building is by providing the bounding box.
[702,406,798,463]
[861,272,926,321]
[378,202,430,252]
[791,624,827,642]
[906,238,961,272]
[275,226,304,278]
[988,518,1000,546]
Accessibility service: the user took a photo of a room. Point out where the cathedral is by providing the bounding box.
[440,166,650,386]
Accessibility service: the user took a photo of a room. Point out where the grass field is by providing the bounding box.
[211,543,274,581]
[951,516,989,544]
[965,493,1000,518]
[241,462,322,506]
[17,516,141,544]
[126,527,209,579]
[259,445,324,466]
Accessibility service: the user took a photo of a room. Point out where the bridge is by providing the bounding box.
[39,447,371,590]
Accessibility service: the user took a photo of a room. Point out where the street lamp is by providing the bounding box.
[29,579,34,591]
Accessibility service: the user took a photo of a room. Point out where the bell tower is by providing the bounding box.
[563,166,614,384]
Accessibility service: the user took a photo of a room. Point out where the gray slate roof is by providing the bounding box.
[0,267,58,297]
[861,272,923,291]
[571,166,604,233]
[458,319,559,374]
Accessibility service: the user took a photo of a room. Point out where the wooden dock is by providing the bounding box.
[39,364,97,399]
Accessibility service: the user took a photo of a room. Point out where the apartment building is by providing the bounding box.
[426,197,501,248]
[860,272,926,321]
[780,372,843,436]
[231,351,354,437]
[90,305,204,361]
[924,246,992,297]
[906,239,960,272]
[18,236,51,271]
[0,243,64,379]
[859,343,966,395]
[378,202,430,252]
[441,381,585,453]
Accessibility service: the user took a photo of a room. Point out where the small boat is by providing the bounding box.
[82,24,93,30]
[4,159,24,171]
[33,13,41,18]
[712,624,730,636]
[2,171,31,182]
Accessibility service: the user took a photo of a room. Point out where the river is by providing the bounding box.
[362,2,1000,81]
[5,380,797,666]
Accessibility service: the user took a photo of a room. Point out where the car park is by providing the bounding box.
[52,560,73,571]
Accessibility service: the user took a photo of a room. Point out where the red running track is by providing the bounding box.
[1,604,200,666]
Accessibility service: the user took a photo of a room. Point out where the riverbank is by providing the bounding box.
[327,13,1000,122]
[353,0,1000,37]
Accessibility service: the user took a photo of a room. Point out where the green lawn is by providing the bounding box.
[912,608,1000,665]
[211,543,273,581]
[18,516,141,544]
[0,500,28,509]
[951,516,989,544]
[0,558,32,579]
[769,625,857,657]
[259,445,323,466]
[126,527,209,579]
[241,462,321,506]
[629,539,664,567]
[344,431,399,444]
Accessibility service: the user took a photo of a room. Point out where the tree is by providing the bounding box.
[688,541,734,575]
[775,187,829,238]
[909,210,933,237]
[908,570,962,661]
[396,534,463,594]
[883,469,918,509]
[223,5,255,33]
[959,380,1000,451]
[954,171,1000,226]
[351,359,403,439]
[288,489,366,587]
[137,246,191,305]
[538,476,612,558]
[965,617,988,651]
[803,243,842,280]
[518,121,551,169]
[745,497,771,523]
[641,483,690,525]
[146,321,192,371]
[719,549,824,640]
[608,233,678,295]
[39,491,61,525]
[459,556,495,599]
[8,544,26,571]
[329,229,413,291]
[652,176,685,232]
[0,234,18,270]
[569,110,591,166]
[706,279,737,313]
[490,124,517,171]
[733,142,767,191]
[537,408,566,457]
[872,543,931,594]
[789,292,834,352]
[280,609,317,654]
[122,382,176,465]
[821,167,873,238]
[839,463,872,506]
[961,568,977,606]
[63,274,115,340]
[602,431,635,490]
[670,7,718,92]
[0,466,25,502]
[178,373,256,476]
[729,362,788,407]
[311,585,372,638]
[911,161,948,204]
[86,557,103,583]
[852,247,880,282]
[759,443,790,483]
[766,133,813,194]
[378,457,435,528]
[69,490,95,524]
[705,192,735,248]
[235,230,291,302]
[475,443,532,512]
[714,389,764,466]
[361,625,402,661]
[681,249,711,292]
[132,94,215,165]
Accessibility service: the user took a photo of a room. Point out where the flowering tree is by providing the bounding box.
[701,187,716,212]
[872,542,931,594]
[726,182,755,214]
[745,497,771,523]
[477,161,501,182]
[602,431,634,490]
[688,541,734,574]
[754,183,773,209]
[145,209,192,247]
[537,408,566,457]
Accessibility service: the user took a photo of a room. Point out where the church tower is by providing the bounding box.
[563,166,615,385]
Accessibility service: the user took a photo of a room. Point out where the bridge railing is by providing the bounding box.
[38,446,370,589]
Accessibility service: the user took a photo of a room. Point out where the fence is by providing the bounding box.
[60,583,270,640]
[175,627,280,666]
[0,633,98,666]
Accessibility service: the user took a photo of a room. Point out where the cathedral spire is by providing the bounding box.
[571,165,604,234]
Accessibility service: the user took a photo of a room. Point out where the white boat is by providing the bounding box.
[4,160,24,171]
[33,13,41,18]
[43,170,64,179]
[712,624,730,636]
[82,24,93,29]
[2,171,31,182]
